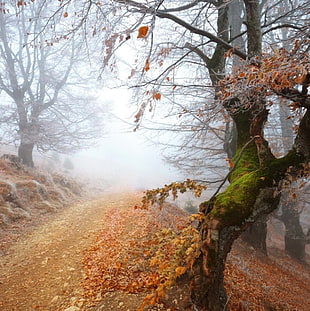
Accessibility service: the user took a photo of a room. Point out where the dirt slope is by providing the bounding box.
[0,192,141,311]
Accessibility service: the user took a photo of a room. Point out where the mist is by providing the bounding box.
[72,132,183,191]
[71,88,184,192]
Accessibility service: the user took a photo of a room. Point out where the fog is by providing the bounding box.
[71,88,184,192]
[72,132,184,191]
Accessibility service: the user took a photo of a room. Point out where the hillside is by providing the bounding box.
[0,155,83,251]
[82,202,310,311]
[0,157,309,310]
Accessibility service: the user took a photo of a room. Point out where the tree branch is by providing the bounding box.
[155,9,248,60]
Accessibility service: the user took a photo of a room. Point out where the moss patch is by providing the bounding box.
[211,170,265,227]
[229,143,259,182]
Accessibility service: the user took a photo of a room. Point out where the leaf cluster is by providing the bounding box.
[219,42,310,111]
[141,179,207,209]
[82,202,202,310]
[139,221,201,310]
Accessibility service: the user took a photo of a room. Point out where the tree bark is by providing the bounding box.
[280,195,306,262]
[241,215,268,255]
[191,187,280,310]
[244,0,262,57]
[190,226,237,310]
[18,142,35,167]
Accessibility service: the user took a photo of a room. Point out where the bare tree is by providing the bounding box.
[0,1,105,166]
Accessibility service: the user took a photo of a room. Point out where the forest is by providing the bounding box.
[0,1,309,311]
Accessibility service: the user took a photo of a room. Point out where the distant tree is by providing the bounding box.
[279,187,308,261]
[0,2,105,167]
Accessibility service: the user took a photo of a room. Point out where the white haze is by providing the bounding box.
[71,87,184,192]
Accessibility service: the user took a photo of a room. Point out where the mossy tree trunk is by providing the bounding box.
[190,101,307,310]
[189,79,310,310]
[189,0,310,300]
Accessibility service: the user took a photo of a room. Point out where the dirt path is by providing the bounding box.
[0,192,141,311]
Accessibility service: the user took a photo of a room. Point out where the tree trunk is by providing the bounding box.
[18,142,35,167]
[190,229,234,310]
[191,188,280,310]
[284,234,306,262]
[280,197,306,262]
[277,94,307,260]
[241,215,268,255]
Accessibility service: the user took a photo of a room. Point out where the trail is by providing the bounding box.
[0,192,141,311]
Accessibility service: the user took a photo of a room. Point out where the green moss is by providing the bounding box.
[200,139,304,229]
[229,143,259,182]
[266,149,304,178]
[211,170,265,227]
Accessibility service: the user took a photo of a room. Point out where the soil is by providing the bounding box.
[0,192,141,311]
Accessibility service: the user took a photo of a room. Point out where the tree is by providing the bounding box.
[0,1,105,167]
[239,0,310,254]
[264,0,310,261]
[44,0,310,310]
[278,183,309,262]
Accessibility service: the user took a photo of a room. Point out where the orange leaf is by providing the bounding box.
[137,26,149,38]
[63,12,68,17]
[175,266,187,276]
[152,92,161,100]
[225,158,233,168]
[143,59,150,72]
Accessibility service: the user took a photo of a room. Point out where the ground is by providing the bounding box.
[0,192,142,311]
[0,158,309,310]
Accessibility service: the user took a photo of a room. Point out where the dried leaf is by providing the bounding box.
[175,266,187,276]
[152,92,161,100]
[137,26,149,38]
[143,59,150,72]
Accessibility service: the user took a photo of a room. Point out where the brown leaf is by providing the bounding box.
[143,59,150,72]
[152,92,161,100]
[137,26,149,38]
